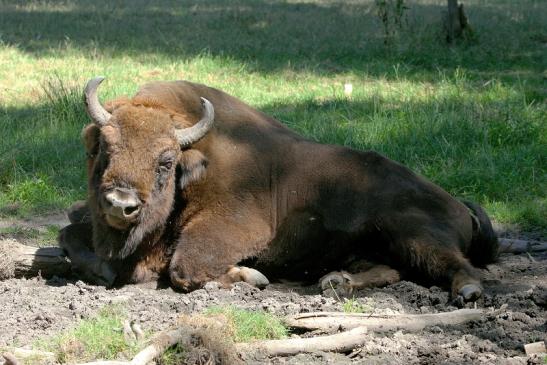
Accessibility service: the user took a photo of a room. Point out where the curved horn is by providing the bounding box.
[175,97,215,147]
[84,76,111,126]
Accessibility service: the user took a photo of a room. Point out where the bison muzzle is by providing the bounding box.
[59,77,499,302]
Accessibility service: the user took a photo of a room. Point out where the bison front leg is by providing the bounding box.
[220,266,269,288]
[58,222,116,287]
[168,216,271,292]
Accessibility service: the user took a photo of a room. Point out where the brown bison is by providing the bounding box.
[59,77,498,302]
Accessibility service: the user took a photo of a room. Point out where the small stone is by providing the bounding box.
[524,341,546,356]
[203,281,221,292]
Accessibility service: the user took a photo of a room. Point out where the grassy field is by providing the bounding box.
[0,0,545,234]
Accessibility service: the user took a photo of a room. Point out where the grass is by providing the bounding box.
[0,0,545,234]
[0,224,59,246]
[34,305,140,363]
[342,297,374,313]
[157,343,186,365]
[204,306,288,342]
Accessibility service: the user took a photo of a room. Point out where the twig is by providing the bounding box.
[131,322,145,341]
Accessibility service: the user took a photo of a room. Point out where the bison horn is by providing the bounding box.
[175,97,215,147]
[84,76,112,126]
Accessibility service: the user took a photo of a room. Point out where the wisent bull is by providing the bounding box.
[59,77,498,302]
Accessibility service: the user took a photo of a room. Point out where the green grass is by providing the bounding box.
[0,0,545,234]
[35,305,139,363]
[342,297,373,313]
[0,224,60,246]
[205,306,288,342]
[157,343,186,365]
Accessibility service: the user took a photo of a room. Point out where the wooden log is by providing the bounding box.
[0,239,70,280]
[285,308,485,332]
[236,326,368,357]
[498,238,547,254]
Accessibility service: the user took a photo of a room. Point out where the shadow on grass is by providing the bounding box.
[0,88,88,214]
[0,0,545,82]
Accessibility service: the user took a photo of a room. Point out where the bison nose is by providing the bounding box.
[104,188,141,220]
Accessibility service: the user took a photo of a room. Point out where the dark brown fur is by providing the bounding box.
[60,80,499,297]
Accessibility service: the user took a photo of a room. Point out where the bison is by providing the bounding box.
[59,77,498,302]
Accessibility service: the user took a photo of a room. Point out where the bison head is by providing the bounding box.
[82,77,214,260]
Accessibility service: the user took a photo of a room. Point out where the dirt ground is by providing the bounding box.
[0,215,545,364]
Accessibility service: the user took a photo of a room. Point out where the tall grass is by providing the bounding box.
[0,0,545,234]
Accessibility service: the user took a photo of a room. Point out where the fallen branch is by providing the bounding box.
[236,326,368,357]
[1,348,54,363]
[498,238,547,254]
[285,308,485,332]
[0,239,70,280]
[2,353,19,365]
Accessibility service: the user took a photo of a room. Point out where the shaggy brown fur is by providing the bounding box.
[59,80,498,300]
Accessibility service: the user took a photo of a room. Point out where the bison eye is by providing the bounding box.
[158,160,173,172]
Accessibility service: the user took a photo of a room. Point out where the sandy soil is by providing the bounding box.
[0,216,545,364]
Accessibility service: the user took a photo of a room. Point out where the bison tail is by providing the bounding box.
[462,200,499,267]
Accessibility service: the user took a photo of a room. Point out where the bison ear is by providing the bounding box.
[81,124,100,156]
[178,149,208,190]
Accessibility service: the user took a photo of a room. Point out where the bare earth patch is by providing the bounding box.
[0,215,545,364]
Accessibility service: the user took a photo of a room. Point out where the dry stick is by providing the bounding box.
[285,308,485,332]
[498,238,547,254]
[1,353,19,365]
[236,326,368,357]
[2,348,55,363]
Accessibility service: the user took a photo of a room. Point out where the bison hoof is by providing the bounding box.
[458,284,482,302]
[320,271,351,298]
[239,267,269,289]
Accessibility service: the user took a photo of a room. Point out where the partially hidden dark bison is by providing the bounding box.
[59,77,498,302]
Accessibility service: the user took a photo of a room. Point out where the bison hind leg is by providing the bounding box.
[320,264,401,298]
[393,236,482,302]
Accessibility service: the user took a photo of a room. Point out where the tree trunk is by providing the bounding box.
[446,0,471,43]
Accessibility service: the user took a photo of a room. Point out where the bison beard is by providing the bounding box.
[59,77,499,302]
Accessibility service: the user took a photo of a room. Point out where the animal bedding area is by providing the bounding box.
[0,233,545,364]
